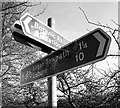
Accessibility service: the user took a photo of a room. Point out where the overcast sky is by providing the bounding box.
[29,2,117,40]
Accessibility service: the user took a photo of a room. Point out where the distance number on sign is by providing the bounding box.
[75,41,87,62]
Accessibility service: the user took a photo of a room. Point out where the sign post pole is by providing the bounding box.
[47,18,57,107]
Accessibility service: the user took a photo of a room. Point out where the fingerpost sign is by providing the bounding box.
[20,28,111,85]
[20,13,69,50]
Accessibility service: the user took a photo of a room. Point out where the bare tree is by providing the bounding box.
[1,1,48,107]
[57,7,120,108]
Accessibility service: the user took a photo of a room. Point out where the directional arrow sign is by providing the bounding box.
[11,21,54,53]
[20,13,69,50]
[20,28,111,86]
[11,21,33,47]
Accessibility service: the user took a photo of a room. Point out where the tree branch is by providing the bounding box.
[1,2,28,11]
[34,4,48,17]
[78,7,115,31]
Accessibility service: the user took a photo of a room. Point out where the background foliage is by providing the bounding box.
[1,1,120,108]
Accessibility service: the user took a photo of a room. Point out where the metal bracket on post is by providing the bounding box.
[47,18,57,108]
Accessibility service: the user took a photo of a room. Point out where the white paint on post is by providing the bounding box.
[47,18,57,107]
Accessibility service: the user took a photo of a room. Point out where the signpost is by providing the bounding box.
[20,28,111,85]
[11,21,53,52]
[47,18,57,107]
[19,13,69,50]
[11,13,111,108]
